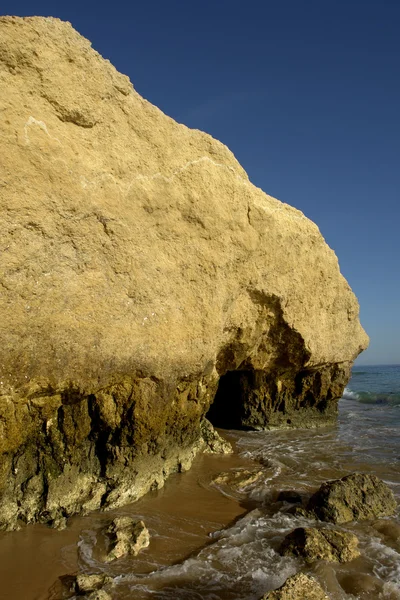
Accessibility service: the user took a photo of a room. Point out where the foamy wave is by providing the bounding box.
[362,534,400,596]
[108,509,302,599]
[342,387,360,400]
[380,582,400,599]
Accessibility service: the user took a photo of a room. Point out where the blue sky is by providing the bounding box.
[3,1,399,365]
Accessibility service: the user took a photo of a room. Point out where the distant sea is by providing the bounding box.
[342,364,400,466]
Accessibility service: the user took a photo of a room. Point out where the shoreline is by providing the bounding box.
[1,395,399,599]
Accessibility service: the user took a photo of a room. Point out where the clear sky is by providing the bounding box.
[3,1,399,365]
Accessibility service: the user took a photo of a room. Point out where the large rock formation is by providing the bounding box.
[0,16,368,529]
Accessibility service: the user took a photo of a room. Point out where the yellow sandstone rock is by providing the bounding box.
[0,16,368,529]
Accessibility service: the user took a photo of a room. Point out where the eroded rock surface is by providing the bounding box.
[307,473,397,524]
[103,516,150,562]
[280,526,360,563]
[260,573,329,600]
[200,419,233,454]
[60,573,113,599]
[85,592,112,600]
[0,16,368,528]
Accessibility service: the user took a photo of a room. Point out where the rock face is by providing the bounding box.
[73,574,113,594]
[0,16,368,529]
[307,474,397,524]
[200,419,233,454]
[261,573,328,600]
[104,516,150,562]
[280,526,360,563]
[60,573,113,599]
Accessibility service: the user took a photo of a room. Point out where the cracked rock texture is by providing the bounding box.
[307,473,397,524]
[260,573,329,600]
[103,516,150,562]
[280,526,360,563]
[0,16,368,529]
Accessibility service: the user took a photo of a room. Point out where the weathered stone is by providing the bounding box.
[59,572,113,598]
[75,573,113,594]
[104,516,150,562]
[0,16,368,528]
[280,526,360,563]
[307,473,397,524]
[207,364,355,430]
[199,419,233,454]
[260,572,329,600]
[86,591,112,600]
[213,468,267,492]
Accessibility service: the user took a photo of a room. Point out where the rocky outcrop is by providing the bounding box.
[280,526,360,563]
[0,16,368,528]
[307,474,397,524]
[200,419,233,454]
[207,362,351,429]
[60,573,113,599]
[261,573,329,600]
[103,516,150,562]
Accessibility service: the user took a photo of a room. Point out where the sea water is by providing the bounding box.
[1,366,399,600]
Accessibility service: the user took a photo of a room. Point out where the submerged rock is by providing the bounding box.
[338,572,383,597]
[0,16,367,528]
[103,516,150,562]
[372,518,400,544]
[307,473,397,524]
[261,572,329,599]
[277,490,302,504]
[280,526,360,563]
[213,468,267,492]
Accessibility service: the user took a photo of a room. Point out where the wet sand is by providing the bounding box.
[0,441,254,600]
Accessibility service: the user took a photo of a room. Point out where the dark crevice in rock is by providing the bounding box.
[88,394,110,479]
[208,292,345,430]
[207,363,350,431]
[206,371,253,430]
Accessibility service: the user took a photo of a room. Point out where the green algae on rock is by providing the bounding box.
[0,16,368,529]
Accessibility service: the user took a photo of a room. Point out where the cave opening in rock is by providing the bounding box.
[206,370,251,430]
